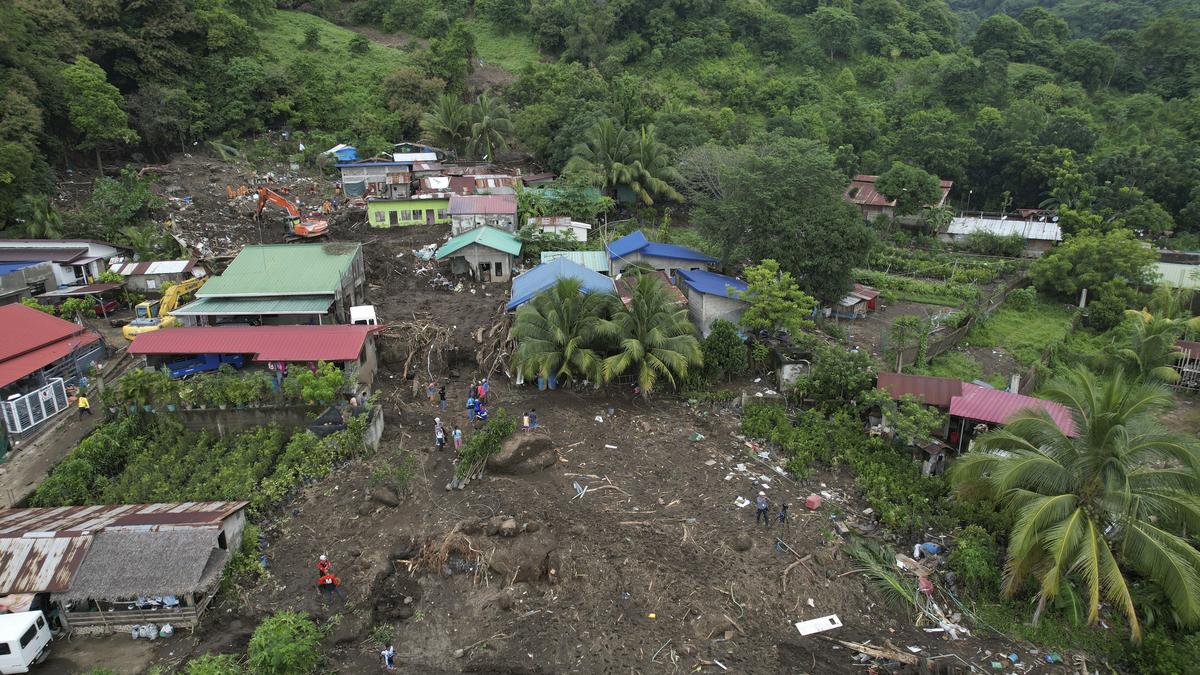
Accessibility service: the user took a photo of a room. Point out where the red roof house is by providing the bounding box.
[844,175,953,221]
[0,304,102,390]
[128,325,383,363]
[949,384,1077,437]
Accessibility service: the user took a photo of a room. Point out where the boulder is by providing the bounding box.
[499,518,518,537]
[487,435,556,474]
[371,488,400,507]
[732,536,752,552]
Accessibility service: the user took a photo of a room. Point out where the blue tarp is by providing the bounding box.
[676,268,748,300]
[0,261,38,276]
[607,230,717,263]
[507,258,617,311]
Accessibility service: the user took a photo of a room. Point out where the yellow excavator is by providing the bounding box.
[122,276,206,340]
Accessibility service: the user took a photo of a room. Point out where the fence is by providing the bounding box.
[1,378,70,435]
[1172,349,1200,392]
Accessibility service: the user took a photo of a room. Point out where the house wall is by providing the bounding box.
[610,252,712,277]
[221,510,247,553]
[857,204,893,222]
[339,166,411,199]
[446,243,514,283]
[367,199,450,228]
[684,287,747,336]
[541,225,588,242]
[0,262,56,304]
[123,272,193,293]
[451,213,517,235]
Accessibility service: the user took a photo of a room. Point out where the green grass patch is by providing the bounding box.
[855,270,976,307]
[965,298,1078,367]
[908,352,1005,389]
[261,10,410,75]
[463,19,542,73]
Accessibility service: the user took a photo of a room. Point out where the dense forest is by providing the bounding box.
[1,0,1198,252]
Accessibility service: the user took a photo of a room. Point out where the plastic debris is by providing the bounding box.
[794,615,842,636]
[734,496,751,508]
[690,433,705,441]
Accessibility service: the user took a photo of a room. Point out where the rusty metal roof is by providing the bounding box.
[876,372,963,409]
[0,502,247,594]
[845,175,953,209]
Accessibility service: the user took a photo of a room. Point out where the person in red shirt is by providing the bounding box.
[317,572,345,604]
[316,555,331,575]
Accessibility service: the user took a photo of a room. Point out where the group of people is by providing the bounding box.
[314,554,345,604]
[433,417,464,451]
[521,409,538,431]
[753,492,789,528]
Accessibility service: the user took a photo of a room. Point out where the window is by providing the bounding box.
[26,280,46,296]
[0,643,10,655]
[494,262,503,277]
[374,211,384,223]
[19,624,37,648]
[218,530,228,550]
[146,279,158,290]
[437,209,446,219]
[389,211,398,225]
[35,617,44,629]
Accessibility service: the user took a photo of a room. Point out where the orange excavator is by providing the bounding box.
[255,187,329,241]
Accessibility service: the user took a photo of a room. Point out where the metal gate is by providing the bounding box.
[1,378,69,435]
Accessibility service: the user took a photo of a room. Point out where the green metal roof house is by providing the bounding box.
[435,227,522,283]
[174,244,366,325]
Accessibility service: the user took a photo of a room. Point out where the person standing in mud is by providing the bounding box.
[435,424,446,451]
[438,385,446,412]
[755,492,770,527]
[317,572,345,604]
[381,644,396,671]
[453,425,463,451]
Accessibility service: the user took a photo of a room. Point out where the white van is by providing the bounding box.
[0,612,51,674]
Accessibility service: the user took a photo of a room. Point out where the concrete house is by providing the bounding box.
[607,230,717,277]
[0,262,57,305]
[336,160,412,199]
[675,269,749,337]
[367,195,451,228]
[0,239,128,288]
[941,216,1062,257]
[449,194,518,235]
[108,259,207,293]
[0,501,247,634]
[0,304,106,436]
[844,175,953,221]
[435,227,522,283]
[528,216,591,243]
[173,244,366,326]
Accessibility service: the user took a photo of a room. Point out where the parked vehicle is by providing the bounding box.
[166,354,245,379]
[0,611,51,674]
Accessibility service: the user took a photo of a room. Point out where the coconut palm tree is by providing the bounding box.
[18,195,63,239]
[949,367,1200,642]
[420,95,470,157]
[565,119,683,207]
[467,93,513,162]
[596,273,702,397]
[626,124,682,205]
[511,278,616,384]
[564,118,636,198]
[1115,309,1200,383]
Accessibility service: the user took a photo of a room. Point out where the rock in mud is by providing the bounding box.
[732,536,752,552]
[525,521,541,533]
[371,487,400,507]
[487,435,556,474]
[499,518,518,537]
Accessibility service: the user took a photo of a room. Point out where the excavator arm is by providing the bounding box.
[160,276,206,316]
[255,186,329,240]
[256,187,302,219]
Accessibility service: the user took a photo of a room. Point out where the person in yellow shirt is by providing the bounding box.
[77,394,92,417]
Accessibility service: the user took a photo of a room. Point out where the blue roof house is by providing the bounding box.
[675,269,749,337]
[606,230,717,277]
[507,257,617,311]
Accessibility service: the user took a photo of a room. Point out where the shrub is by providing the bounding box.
[185,653,242,675]
[454,409,516,478]
[370,449,417,494]
[959,231,1025,257]
[1123,630,1200,675]
[1007,287,1035,310]
[702,320,747,381]
[948,525,998,593]
[794,344,876,413]
[347,34,370,55]
[247,611,321,675]
[220,523,263,595]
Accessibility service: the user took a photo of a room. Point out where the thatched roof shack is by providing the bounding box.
[0,501,247,634]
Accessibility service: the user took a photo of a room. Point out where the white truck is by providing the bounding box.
[0,612,51,674]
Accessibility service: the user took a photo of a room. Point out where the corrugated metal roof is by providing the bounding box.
[845,175,953,208]
[949,384,1077,436]
[448,194,517,216]
[128,325,381,362]
[616,272,688,307]
[0,502,247,594]
[0,247,88,263]
[197,244,360,298]
[675,269,748,300]
[435,227,523,259]
[0,303,92,364]
[38,283,123,298]
[507,258,616,310]
[876,372,963,408]
[852,283,879,301]
[109,260,196,276]
[540,251,609,273]
[946,217,1062,242]
[607,230,717,263]
[171,296,332,316]
[0,331,101,388]
[1155,262,1200,289]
